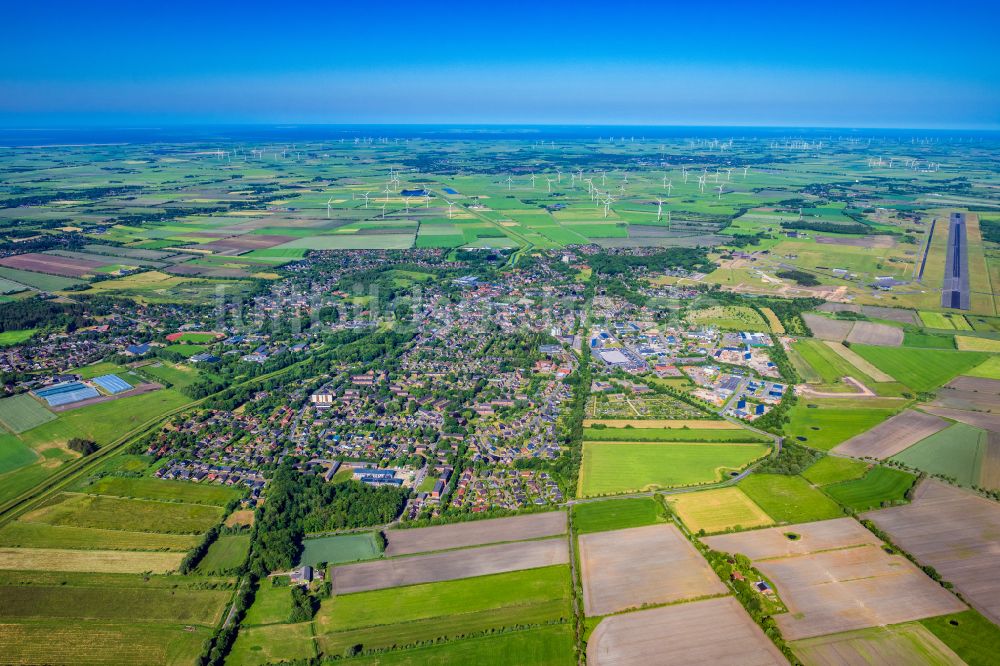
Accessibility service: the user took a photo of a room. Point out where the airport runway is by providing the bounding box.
[941,212,970,310]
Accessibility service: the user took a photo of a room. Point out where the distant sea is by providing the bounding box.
[0,124,996,146]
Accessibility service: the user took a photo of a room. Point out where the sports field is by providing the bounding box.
[579,441,770,496]
[822,466,917,511]
[299,532,382,567]
[571,497,667,534]
[667,486,774,534]
[738,474,843,524]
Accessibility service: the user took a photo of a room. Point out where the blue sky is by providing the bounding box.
[2,0,998,128]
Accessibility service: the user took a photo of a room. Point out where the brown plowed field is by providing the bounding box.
[833,410,948,459]
[588,597,787,666]
[704,519,964,640]
[384,511,567,556]
[863,479,1000,625]
[579,524,724,616]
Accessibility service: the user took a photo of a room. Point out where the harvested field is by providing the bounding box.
[791,623,964,666]
[832,409,948,459]
[921,405,1000,433]
[667,487,774,534]
[704,519,965,640]
[816,234,896,248]
[578,524,724,616]
[0,253,107,277]
[587,596,786,666]
[0,547,182,573]
[931,387,1000,413]
[845,321,904,346]
[945,376,1000,394]
[331,537,568,594]
[822,341,895,382]
[385,511,567,556]
[802,313,853,341]
[860,306,919,325]
[863,479,1000,626]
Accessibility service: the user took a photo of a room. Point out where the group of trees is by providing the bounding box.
[589,248,716,276]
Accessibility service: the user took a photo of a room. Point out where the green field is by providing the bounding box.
[197,534,250,573]
[163,343,209,357]
[0,266,83,290]
[571,497,668,534]
[801,456,870,486]
[688,305,770,332]
[0,394,56,434]
[337,624,575,666]
[579,441,771,496]
[919,311,972,330]
[582,427,768,443]
[822,466,917,511]
[0,583,229,624]
[965,356,1000,379]
[891,423,986,487]
[21,492,224,534]
[786,401,896,451]
[0,328,37,346]
[77,476,241,506]
[793,338,863,384]
[851,346,989,391]
[229,621,317,664]
[0,436,36,475]
[137,361,205,390]
[738,474,844,523]
[0,620,212,666]
[921,610,1000,666]
[0,521,200,551]
[299,532,382,567]
[317,565,570,633]
[244,578,293,626]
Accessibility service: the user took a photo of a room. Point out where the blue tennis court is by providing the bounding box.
[92,374,133,394]
[33,381,100,407]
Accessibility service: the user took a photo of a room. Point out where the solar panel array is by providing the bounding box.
[92,374,133,394]
[33,381,100,407]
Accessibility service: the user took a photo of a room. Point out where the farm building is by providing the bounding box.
[32,381,99,407]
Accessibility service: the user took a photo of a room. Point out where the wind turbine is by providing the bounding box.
[556,170,562,183]
[603,195,614,218]
[505,176,513,191]
[665,180,673,196]
[546,177,554,193]
[362,192,370,208]
[726,168,733,181]
[743,166,749,179]
[601,171,606,186]
[424,190,431,207]
[716,184,724,199]
[326,197,333,219]
[530,174,537,189]
[682,167,689,183]
[404,196,411,214]
[381,203,387,219]
[656,198,664,222]
[447,201,455,219]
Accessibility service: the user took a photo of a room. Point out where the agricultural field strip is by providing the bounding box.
[331,537,569,594]
[822,341,895,382]
[384,511,567,556]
